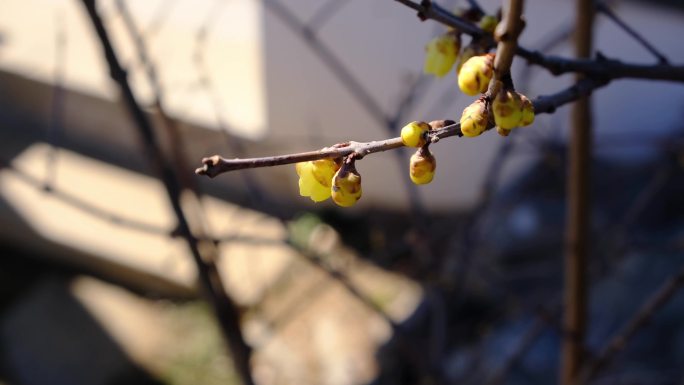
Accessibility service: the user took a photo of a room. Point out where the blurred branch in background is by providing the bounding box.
[578,266,684,384]
[79,1,255,384]
[595,1,669,64]
[560,0,594,383]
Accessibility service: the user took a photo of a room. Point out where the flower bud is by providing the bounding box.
[478,15,498,34]
[401,121,430,147]
[409,149,436,185]
[457,53,494,96]
[493,90,523,129]
[520,94,535,126]
[331,162,362,207]
[424,32,461,78]
[460,99,489,137]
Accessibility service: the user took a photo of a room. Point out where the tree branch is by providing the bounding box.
[491,0,524,85]
[195,77,607,178]
[80,2,255,384]
[392,0,684,82]
[560,0,594,383]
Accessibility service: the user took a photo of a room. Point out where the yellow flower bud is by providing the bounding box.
[460,99,489,137]
[493,90,523,129]
[457,54,494,96]
[478,15,498,34]
[520,94,535,126]
[409,149,436,185]
[331,163,362,207]
[296,161,332,202]
[424,32,461,78]
[401,121,430,147]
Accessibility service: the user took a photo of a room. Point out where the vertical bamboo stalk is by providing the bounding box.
[560,0,594,384]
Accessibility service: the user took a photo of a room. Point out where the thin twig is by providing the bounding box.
[392,0,684,82]
[393,0,486,37]
[595,1,669,64]
[80,2,255,384]
[576,266,684,384]
[196,77,607,178]
[192,1,271,207]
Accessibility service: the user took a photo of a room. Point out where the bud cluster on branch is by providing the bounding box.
[196,0,684,208]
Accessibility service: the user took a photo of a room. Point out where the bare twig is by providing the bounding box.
[595,1,669,64]
[80,2,254,384]
[392,0,684,82]
[576,266,684,384]
[560,0,594,383]
[191,2,271,208]
[393,0,486,37]
[196,77,607,178]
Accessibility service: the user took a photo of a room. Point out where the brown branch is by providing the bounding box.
[392,0,684,82]
[392,0,486,37]
[195,77,607,178]
[491,0,524,87]
[560,0,594,383]
[576,266,684,384]
[79,2,255,384]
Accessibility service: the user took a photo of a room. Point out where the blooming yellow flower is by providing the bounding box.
[296,161,332,202]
